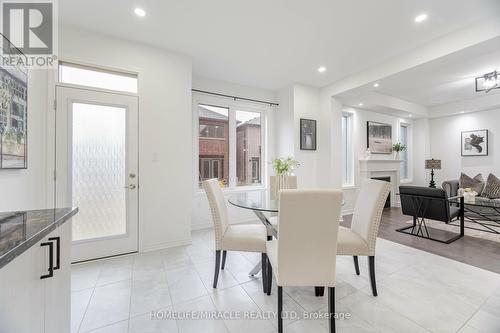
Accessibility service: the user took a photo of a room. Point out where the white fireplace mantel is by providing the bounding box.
[359,159,403,207]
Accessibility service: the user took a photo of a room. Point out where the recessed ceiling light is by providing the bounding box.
[409,114,413,117]
[460,111,465,114]
[373,82,380,88]
[358,103,364,107]
[414,13,428,23]
[317,66,327,73]
[134,8,146,17]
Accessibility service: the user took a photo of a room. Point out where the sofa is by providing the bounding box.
[442,173,500,205]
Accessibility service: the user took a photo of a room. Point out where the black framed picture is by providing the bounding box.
[367,121,392,154]
[0,35,28,169]
[300,118,316,150]
[461,129,488,156]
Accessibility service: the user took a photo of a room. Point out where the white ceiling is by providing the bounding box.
[337,37,500,117]
[59,0,500,91]
[367,37,500,107]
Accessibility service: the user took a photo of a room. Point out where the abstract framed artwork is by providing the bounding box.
[461,129,488,157]
[367,121,392,154]
[0,34,28,169]
[300,118,316,150]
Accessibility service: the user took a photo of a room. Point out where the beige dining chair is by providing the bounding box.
[268,176,297,230]
[265,189,343,333]
[269,175,298,200]
[337,179,391,296]
[203,179,268,291]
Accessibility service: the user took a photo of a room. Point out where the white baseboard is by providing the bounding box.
[342,209,354,216]
[140,238,192,253]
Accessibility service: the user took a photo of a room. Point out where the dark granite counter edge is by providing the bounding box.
[0,207,79,270]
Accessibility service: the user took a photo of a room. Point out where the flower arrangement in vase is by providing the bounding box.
[272,157,300,199]
[392,142,407,160]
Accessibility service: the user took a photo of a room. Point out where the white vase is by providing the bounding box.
[394,151,400,160]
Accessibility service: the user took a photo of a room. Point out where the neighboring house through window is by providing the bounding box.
[195,97,266,189]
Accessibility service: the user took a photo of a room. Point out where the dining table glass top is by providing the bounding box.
[228,190,345,213]
[228,191,279,213]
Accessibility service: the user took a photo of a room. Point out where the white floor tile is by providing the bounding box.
[79,280,131,332]
[71,289,93,333]
[72,229,500,333]
[165,264,208,305]
[129,312,178,333]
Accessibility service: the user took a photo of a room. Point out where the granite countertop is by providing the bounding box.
[0,207,78,270]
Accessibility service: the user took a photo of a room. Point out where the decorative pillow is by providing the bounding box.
[481,174,500,199]
[459,173,485,195]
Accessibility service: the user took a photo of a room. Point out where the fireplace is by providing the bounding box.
[372,176,391,208]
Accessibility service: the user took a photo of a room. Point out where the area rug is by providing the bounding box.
[405,219,500,243]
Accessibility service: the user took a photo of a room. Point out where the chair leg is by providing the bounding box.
[221,251,227,270]
[315,286,325,297]
[278,286,283,333]
[368,256,378,296]
[213,250,221,288]
[266,259,273,296]
[261,253,268,293]
[353,256,360,275]
[328,287,336,333]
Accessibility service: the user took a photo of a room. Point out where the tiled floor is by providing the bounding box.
[72,228,500,333]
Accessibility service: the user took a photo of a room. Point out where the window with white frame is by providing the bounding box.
[195,96,266,189]
[400,123,409,180]
[59,62,138,93]
[341,114,353,186]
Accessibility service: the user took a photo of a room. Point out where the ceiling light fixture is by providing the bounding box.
[414,13,428,23]
[317,66,327,73]
[409,114,413,117]
[373,83,379,88]
[358,103,364,107]
[476,70,499,93]
[134,7,146,17]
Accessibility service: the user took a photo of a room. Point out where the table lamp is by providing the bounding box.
[425,159,441,188]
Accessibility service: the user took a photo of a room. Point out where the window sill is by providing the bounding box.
[400,178,413,184]
[342,185,357,190]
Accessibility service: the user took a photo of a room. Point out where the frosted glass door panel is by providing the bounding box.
[72,103,127,241]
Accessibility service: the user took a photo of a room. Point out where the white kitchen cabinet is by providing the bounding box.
[0,222,72,333]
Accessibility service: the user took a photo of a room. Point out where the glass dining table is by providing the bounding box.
[228,191,279,239]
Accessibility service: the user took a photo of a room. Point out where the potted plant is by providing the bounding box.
[272,157,300,198]
[392,142,406,160]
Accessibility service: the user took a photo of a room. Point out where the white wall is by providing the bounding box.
[60,26,193,251]
[429,108,500,186]
[341,107,412,213]
[0,69,52,212]
[413,118,431,185]
[293,85,321,188]
[191,77,278,230]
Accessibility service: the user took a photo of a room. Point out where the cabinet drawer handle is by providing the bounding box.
[40,241,54,279]
[48,237,60,270]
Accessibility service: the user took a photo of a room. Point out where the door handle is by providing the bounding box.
[40,241,54,279]
[48,237,60,270]
[124,184,136,190]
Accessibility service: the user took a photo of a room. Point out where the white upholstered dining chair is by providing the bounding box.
[268,176,297,230]
[337,179,391,296]
[269,175,297,200]
[265,189,343,333]
[202,179,268,291]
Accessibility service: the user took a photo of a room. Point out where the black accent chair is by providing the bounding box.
[397,186,464,244]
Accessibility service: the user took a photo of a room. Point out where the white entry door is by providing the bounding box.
[56,86,139,262]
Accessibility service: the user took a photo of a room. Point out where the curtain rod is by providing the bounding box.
[192,89,279,107]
